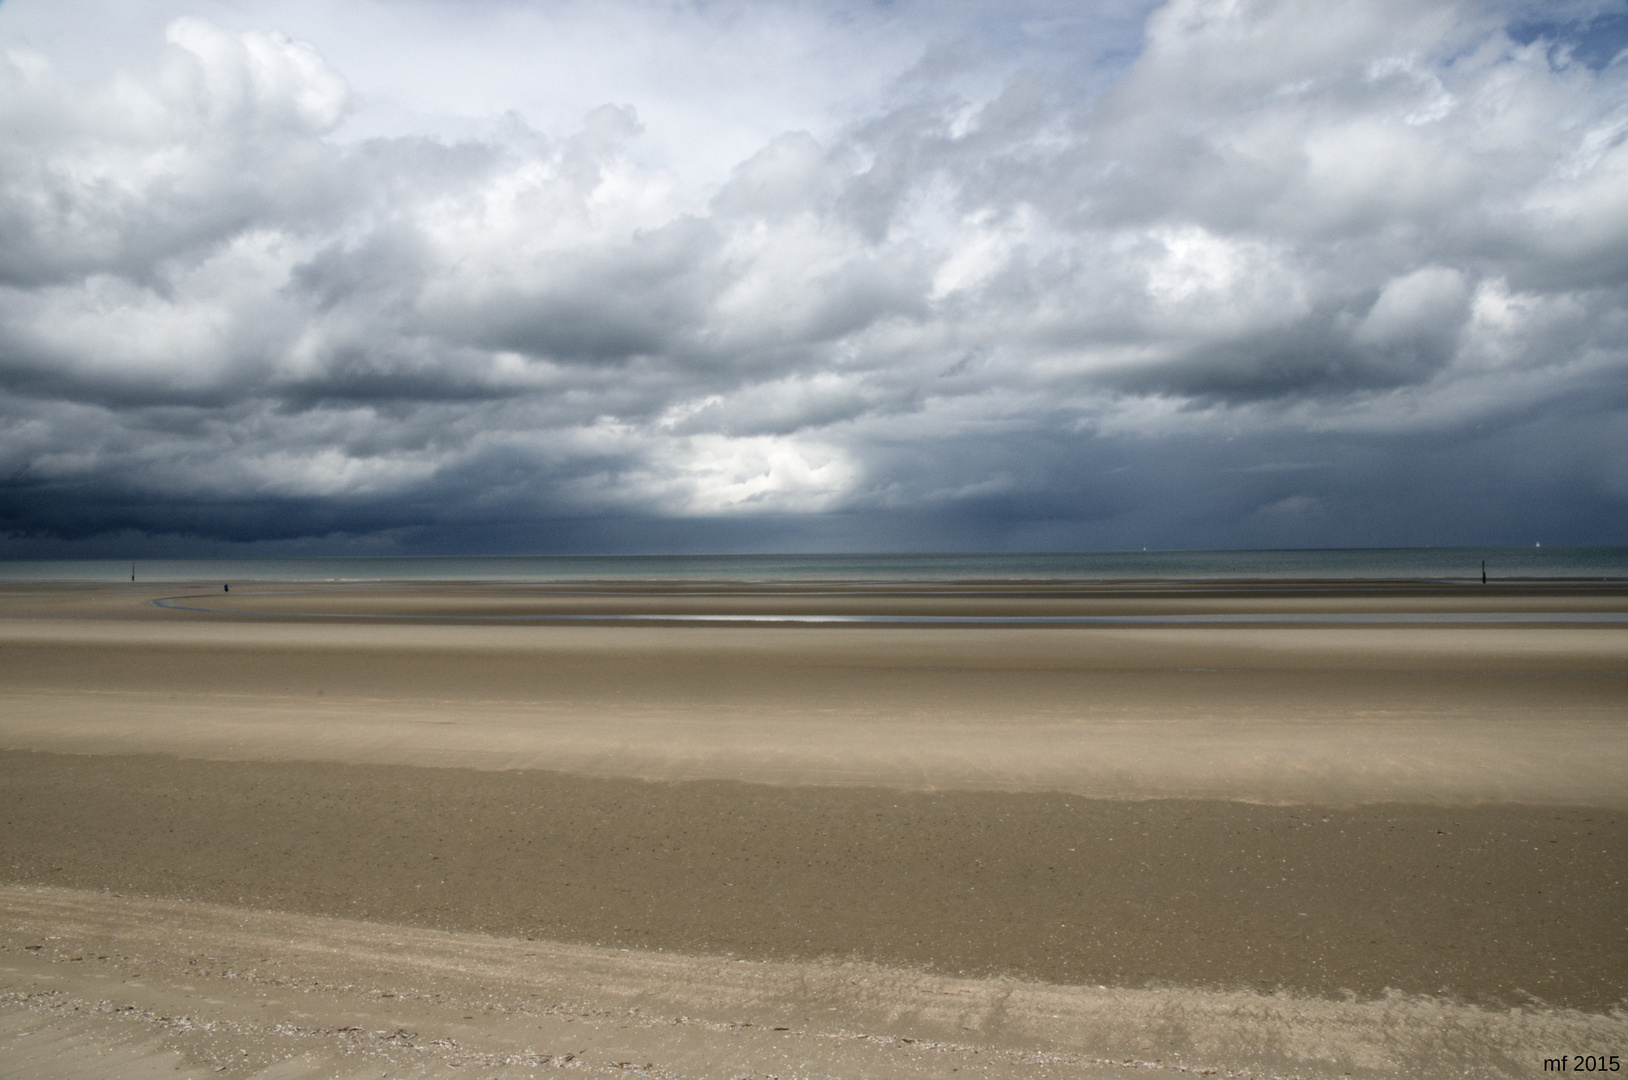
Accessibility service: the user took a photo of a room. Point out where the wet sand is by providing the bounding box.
[1,580,1625,1078]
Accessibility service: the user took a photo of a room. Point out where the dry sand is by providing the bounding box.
[1,579,1625,1079]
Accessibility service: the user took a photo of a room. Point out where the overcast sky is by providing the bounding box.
[1,0,1625,556]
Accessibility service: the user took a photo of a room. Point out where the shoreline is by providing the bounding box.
[2,579,1625,1077]
[4,583,1623,805]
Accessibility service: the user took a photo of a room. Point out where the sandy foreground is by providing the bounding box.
[1,580,1625,1079]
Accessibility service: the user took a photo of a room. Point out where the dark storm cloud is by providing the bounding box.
[0,0,1625,554]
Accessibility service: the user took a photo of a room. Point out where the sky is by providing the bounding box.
[0,0,1625,557]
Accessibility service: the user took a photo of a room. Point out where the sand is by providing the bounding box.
[1,579,1625,1079]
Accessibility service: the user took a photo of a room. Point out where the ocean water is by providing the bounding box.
[2,547,1624,583]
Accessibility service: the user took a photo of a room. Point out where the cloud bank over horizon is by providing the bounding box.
[1,0,1625,556]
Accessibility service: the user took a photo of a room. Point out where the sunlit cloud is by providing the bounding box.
[1,0,1624,554]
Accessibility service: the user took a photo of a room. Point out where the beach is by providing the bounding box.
[2,579,1625,1078]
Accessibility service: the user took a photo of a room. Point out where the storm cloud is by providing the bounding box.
[1,0,1624,555]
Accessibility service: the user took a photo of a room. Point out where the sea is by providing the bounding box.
[1,547,1624,583]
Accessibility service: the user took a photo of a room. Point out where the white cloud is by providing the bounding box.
[161,17,349,135]
[1355,266,1470,346]
[0,0,1624,551]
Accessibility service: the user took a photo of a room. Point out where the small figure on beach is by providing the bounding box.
[224,583,229,592]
